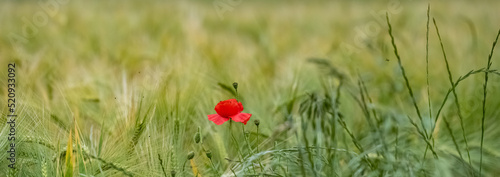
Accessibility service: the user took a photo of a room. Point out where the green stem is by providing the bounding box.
[256,125,264,172]
[209,159,220,176]
[182,159,188,174]
[230,121,244,160]
[242,125,257,174]
[480,28,500,176]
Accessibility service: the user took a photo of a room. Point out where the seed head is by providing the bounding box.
[194,132,201,144]
[254,119,260,126]
[187,151,195,160]
[232,82,238,90]
[205,150,212,159]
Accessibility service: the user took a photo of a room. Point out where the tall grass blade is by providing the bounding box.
[433,18,472,165]
[442,116,463,160]
[385,13,428,139]
[406,116,438,158]
[65,131,73,177]
[480,28,500,176]
[425,4,432,127]
[422,3,433,162]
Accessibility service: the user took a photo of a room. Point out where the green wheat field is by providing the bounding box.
[1,0,500,176]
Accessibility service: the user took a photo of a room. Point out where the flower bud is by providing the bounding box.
[187,151,195,160]
[232,82,238,90]
[205,150,212,159]
[254,119,260,126]
[194,132,201,144]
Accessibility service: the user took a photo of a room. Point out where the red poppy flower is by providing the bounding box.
[207,99,252,125]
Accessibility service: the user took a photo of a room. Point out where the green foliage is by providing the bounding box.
[0,1,500,177]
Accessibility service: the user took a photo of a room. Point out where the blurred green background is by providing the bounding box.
[1,0,500,176]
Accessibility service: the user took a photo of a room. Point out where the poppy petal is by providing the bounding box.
[230,113,252,125]
[208,114,230,125]
[214,99,241,118]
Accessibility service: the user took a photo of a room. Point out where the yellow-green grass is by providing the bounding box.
[1,0,500,176]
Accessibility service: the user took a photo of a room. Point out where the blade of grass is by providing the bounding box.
[386,13,428,139]
[442,115,475,175]
[480,28,500,176]
[422,4,432,162]
[159,154,168,177]
[98,121,105,157]
[425,4,432,122]
[334,112,374,169]
[433,18,471,166]
[433,68,490,124]
[358,77,389,154]
[406,116,438,159]
[85,152,134,177]
[65,131,73,177]
[442,116,463,160]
